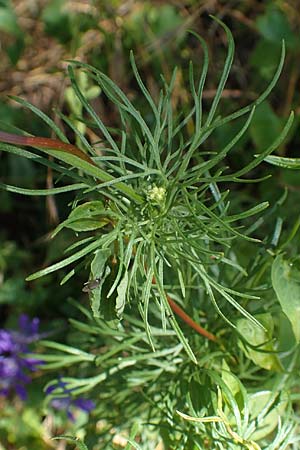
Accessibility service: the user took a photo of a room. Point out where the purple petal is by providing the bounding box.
[46,378,71,395]
[46,378,95,421]
[15,315,40,345]
[18,314,30,332]
[18,314,39,336]
[20,356,44,371]
[73,398,95,412]
[50,397,71,411]
[0,356,20,378]
[0,330,18,353]
[29,318,40,336]
[67,409,76,422]
[0,315,43,400]
[0,387,9,397]
[56,378,69,390]
[45,384,56,395]
[46,381,66,395]
[15,369,31,384]
[15,384,27,400]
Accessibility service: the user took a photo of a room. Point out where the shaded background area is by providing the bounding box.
[0,1,300,449]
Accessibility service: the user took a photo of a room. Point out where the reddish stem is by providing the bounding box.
[0,131,217,342]
[0,131,96,166]
[167,296,217,342]
[151,277,217,342]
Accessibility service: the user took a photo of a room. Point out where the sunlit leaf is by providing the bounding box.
[90,249,111,318]
[116,271,128,318]
[221,360,240,397]
[237,313,282,371]
[264,155,300,169]
[248,391,288,440]
[272,254,300,343]
[66,201,109,232]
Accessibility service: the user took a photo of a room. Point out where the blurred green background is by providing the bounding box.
[0,0,299,448]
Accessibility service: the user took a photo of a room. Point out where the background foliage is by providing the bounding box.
[0,1,300,449]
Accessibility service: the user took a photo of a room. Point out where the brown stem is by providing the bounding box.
[0,130,217,342]
[0,131,96,166]
[151,276,217,342]
[167,296,217,342]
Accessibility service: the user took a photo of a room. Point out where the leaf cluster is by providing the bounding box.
[0,18,299,449]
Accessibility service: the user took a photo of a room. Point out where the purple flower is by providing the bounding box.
[46,378,95,421]
[0,314,42,399]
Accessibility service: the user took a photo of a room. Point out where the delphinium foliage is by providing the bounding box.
[0,19,299,449]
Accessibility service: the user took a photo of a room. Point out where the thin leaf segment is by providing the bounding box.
[0,21,293,361]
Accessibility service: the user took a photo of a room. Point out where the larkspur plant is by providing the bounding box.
[0,314,42,399]
[0,19,300,450]
[46,378,95,422]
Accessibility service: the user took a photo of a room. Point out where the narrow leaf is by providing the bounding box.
[0,182,86,196]
[26,238,103,280]
[264,154,300,169]
[52,436,89,450]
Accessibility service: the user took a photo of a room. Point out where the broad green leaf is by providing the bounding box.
[256,7,298,49]
[250,102,282,151]
[0,5,20,35]
[149,5,183,37]
[67,219,108,232]
[90,266,111,319]
[237,313,282,371]
[69,201,104,218]
[52,201,110,235]
[91,248,111,278]
[250,40,282,80]
[221,360,240,397]
[116,271,128,318]
[272,254,300,343]
[66,201,109,232]
[248,391,288,441]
